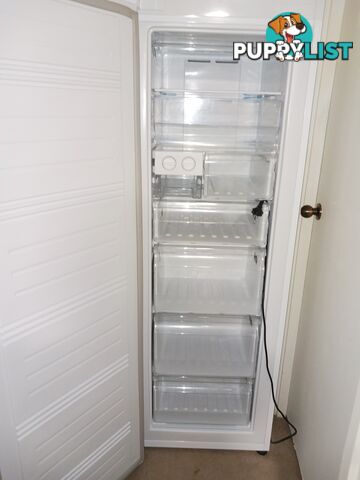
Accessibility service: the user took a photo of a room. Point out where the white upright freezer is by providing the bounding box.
[0,0,330,478]
[140,5,327,452]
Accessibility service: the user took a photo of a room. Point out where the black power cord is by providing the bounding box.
[262,299,298,444]
[253,201,298,444]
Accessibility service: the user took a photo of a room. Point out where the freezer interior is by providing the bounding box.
[150,31,287,429]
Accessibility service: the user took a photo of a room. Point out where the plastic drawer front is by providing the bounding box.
[153,201,269,247]
[153,246,265,315]
[204,152,276,201]
[153,314,261,377]
[153,376,253,426]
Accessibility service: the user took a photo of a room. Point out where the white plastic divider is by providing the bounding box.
[153,313,261,377]
[153,376,254,426]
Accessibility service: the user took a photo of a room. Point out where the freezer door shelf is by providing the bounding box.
[153,245,265,316]
[153,376,253,426]
[153,200,269,248]
[153,313,261,378]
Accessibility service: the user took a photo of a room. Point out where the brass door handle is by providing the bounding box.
[301,203,322,220]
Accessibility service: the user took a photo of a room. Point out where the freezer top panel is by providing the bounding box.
[140,0,325,24]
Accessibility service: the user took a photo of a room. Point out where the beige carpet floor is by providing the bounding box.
[128,418,301,480]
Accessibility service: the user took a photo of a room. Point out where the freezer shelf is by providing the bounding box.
[153,314,261,378]
[154,123,279,150]
[153,201,269,247]
[153,245,265,315]
[153,91,282,129]
[153,376,253,426]
[152,31,286,94]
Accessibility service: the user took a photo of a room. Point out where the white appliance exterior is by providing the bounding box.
[139,1,326,450]
[0,1,142,479]
[0,0,331,477]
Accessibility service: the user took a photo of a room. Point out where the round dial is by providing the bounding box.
[161,155,177,171]
[181,156,196,171]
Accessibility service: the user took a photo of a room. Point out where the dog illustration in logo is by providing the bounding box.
[268,13,307,62]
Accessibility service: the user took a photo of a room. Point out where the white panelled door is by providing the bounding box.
[0,1,141,479]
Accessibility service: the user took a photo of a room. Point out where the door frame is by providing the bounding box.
[277,0,347,412]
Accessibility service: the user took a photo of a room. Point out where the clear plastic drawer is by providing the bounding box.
[152,32,287,95]
[204,152,276,201]
[153,314,261,378]
[153,91,282,129]
[153,175,203,199]
[153,124,279,151]
[153,201,269,247]
[153,376,253,426]
[153,245,265,315]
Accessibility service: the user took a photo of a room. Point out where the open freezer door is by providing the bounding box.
[0,1,142,479]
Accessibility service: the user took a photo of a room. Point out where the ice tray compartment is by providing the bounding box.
[153,376,253,426]
[153,314,261,377]
[153,201,269,247]
[153,245,265,315]
[204,151,276,201]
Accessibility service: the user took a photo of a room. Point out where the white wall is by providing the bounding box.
[288,1,360,479]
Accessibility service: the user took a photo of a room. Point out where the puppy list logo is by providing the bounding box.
[233,12,353,62]
[267,12,312,62]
